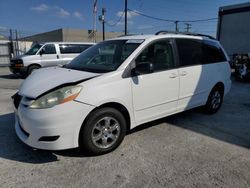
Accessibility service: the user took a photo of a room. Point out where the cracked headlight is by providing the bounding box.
[30,85,82,109]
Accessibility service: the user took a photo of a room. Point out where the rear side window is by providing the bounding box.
[202,40,226,64]
[176,39,227,67]
[59,44,92,54]
[42,44,56,54]
[176,39,203,66]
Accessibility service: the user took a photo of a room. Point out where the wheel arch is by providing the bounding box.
[213,82,225,96]
[96,102,131,131]
[27,63,41,71]
[27,63,41,68]
[78,102,131,147]
[206,81,225,104]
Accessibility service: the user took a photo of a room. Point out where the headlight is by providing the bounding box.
[30,85,82,109]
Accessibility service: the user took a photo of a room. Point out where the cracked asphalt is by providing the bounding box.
[0,67,250,188]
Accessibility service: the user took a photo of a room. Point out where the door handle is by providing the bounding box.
[169,73,178,78]
[56,55,59,59]
[180,71,187,76]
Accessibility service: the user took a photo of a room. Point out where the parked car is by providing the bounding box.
[9,42,95,77]
[13,32,231,155]
[232,53,250,81]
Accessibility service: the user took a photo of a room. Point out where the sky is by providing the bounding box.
[0,0,249,37]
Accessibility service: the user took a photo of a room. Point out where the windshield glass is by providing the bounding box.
[25,44,42,55]
[64,40,143,73]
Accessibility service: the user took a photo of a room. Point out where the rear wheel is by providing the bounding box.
[204,87,223,114]
[79,107,127,155]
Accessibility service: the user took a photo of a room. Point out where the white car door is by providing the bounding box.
[175,38,208,111]
[131,39,179,125]
[40,44,60,67]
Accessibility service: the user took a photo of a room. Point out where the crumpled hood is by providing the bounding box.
[19,67,100,98]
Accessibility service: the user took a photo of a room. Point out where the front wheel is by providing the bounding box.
[27,65,40,75]
[204,87,223,114]
[79,107,127,155]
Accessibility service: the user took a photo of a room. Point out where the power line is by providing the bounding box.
[106,11,125,27]
[134,23,175,30]
[128,9,217,23]
[183,18,218,23]
[128,9,176,22]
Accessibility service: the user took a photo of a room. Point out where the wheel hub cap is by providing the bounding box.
[211,91,221,109]
[91,116,121,149]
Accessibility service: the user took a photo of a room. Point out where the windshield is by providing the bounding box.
[64,40,143,73]
[25,44,42,55]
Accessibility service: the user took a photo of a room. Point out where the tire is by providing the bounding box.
[204,87,223,114]
[19,72,27,79]
[79,107,127,155]
[27,65,40,75]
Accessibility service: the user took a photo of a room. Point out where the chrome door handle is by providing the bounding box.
[169,73,178,78]
[180,71,187,76]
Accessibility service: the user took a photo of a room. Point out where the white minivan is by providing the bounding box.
[9,42,94,76]
[13,32,231,154]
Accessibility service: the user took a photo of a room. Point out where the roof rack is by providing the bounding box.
[155,31,216,40]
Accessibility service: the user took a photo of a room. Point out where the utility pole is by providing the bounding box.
[185,23,192,32]
[15,30,19,56]
[99,8,106,41]
[175,21,179,32]
[93,0,97,42]
[125,0,128,35]
[9,29,14,57]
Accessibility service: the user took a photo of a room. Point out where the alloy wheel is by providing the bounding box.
[211,91,221,110]
[91,116,121,149]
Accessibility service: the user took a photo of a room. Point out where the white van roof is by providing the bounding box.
[40,42,95,45]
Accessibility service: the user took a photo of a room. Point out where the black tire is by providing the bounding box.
[79,107,127,155]
[19,72,27,79]
[27,65,40,75]
[204,87,223,114]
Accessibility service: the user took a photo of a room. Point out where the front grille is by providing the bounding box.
[10,60,18,66]
[12,93,22,109]
[10,59,23,67]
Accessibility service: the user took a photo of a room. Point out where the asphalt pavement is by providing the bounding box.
[0,67,250,188]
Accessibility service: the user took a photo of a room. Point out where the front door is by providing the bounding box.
[131,39,179,125]
[40,44,60,67]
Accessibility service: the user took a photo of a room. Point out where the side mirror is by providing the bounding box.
[39,48,45,56]
[132,62,154,76]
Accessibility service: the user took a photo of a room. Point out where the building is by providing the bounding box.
[0,34,33,66]
[217,2,250,58]
[0,35,10,66]
[22,28,123,43]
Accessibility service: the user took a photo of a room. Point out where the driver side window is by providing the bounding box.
[42,44,56,54]
[135,40,175,71]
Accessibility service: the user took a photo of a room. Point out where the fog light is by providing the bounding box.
[38,136,60,142]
